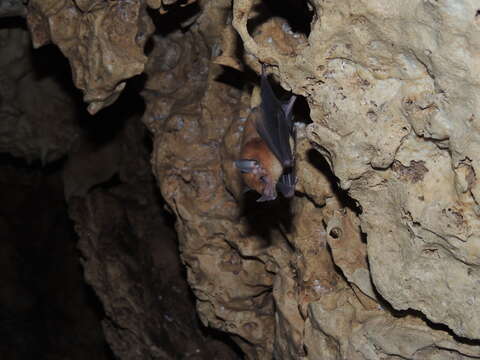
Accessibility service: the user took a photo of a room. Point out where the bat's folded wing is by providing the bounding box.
[256,67,295,169]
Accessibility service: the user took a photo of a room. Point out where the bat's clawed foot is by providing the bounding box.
[277,172,297,198]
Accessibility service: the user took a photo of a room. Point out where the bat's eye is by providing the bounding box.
[259,176,268,184]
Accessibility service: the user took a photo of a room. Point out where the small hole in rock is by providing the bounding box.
[248,0,314,37]
[293,95,313,125]
[147,2,202,36]
[360,232,367,243]
[329,227,341,239]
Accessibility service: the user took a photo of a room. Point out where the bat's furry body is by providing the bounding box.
[235,66,297,202]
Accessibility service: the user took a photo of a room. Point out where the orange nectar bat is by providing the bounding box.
[235,65,297,202]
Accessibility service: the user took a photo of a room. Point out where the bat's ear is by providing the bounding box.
[234,159,258,173]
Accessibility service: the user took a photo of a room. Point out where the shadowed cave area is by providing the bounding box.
[0,154,115,360]
[0,15,242,360]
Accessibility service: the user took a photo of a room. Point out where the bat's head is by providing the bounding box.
[236,124,284,202]
[234,159,278,202]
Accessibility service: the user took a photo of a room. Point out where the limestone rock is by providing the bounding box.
[17,0,480,358]
[143,23,276,357]
[231,0,480,356]
[27,0,153,114]
[68,115,239,359]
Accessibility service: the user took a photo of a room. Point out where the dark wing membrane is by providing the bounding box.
[256,67,293,168]
[282,95,297,134]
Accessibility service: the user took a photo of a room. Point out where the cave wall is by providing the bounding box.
[68,111,240,359]
[0,9,239,360]
[231,0,480,358]
[144,0,480,357]
[7,0,480,359]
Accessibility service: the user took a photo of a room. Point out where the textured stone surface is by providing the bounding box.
[142,18,277,357]
[144,0,480,357]
[229,0,480,357]
[2,11,240,359]
[304,0,480,341]
[15,0,480,358]
[26,0,153,114]
[68,115,239,359]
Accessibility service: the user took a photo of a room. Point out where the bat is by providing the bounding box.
[235,64,297,202]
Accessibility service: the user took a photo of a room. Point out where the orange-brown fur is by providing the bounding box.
[240,108,283,196]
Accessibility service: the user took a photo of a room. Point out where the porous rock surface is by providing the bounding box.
[17,0,480,359]
[232,0,480,356]
[27,0,154,114]
[146,0,480,358]
[142,8,277,358]
[68,114,240,359]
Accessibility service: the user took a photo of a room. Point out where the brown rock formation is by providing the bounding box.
[27,0,153,114]
[8,0,480,359]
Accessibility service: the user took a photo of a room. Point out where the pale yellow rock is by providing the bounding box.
[231,0,480,356]
[27,0,154,114]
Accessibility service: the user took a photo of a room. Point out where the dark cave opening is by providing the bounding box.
[1,15,115,359]
[0,14,242,360]
[0,154,116,360]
